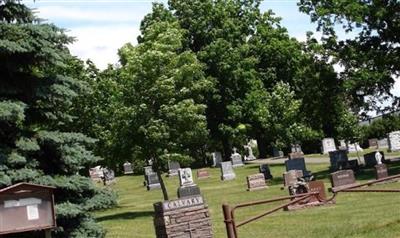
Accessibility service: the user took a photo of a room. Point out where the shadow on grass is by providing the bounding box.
[96,211,154,222]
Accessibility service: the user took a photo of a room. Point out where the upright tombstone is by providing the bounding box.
[102,168,116,185]
[146,173,161,191]
[143,166,154,186]
[211,152,222,167]
[246,173,268,191]
[375,164,388,180]
[177,168,201,198]
[243,144,256,161]
[329,150,349,171]
[259,164,273,180]
[153,195,213,238]
[388,131,400,152]
[330,170,358,192]
[368,138,378,149]
[291,143,302,153]
[89,166,103,182]
[167,161,180,177]
[0,183,56,236]
[272,147,284,157]
[363,151,385,167]
[283,170,303,187]
[285,158,311,177]
[220,161,236,181]
[197,168,210,179]
[230,148,244,167]
[123,162,133,175]
[322,138,336,154]
[347,143,363,153]
[338,140,347,150]
[378,138,389,149]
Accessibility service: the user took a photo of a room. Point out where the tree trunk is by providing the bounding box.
[157,170,169,201]
[256,135,268,159]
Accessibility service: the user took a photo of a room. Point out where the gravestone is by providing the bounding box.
[330,170,357,192]
[259,164,273,180]
[197,168,210,179]
[143,166,154,186]
[211,152,222,167]
[153,195,213,238]
[244,144,256,161]
[291,143,302,153]
[363,151,385,167]
[247,173,268,191]
[89,166,103,182]
[272,147,284,157]
[102,168,115,185]
[283,170,303,187]
[220,161,236,181]
[308,181,327,202]
[388,131,400,152]
[329,150,348,171]
[230,148,244,167]
[167,161,180,176]
[285,158,311,177]
[177,168,201,198]
[347,143,363,153]
[338,140,347,150]
[146,173,161,190]
[123,162,133,175]
[322,138,336,154]
[378,138,389,149]
[288,152,304,160]
[368,138,378,148]
[375,164,388,180]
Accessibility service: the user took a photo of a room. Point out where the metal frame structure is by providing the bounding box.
[222,174,400,238]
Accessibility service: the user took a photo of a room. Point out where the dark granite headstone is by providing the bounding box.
[329,150,348,171]
[177,185,201,198]
[285,158,311,177]
[259,164,273,180]
[330,170,357,192]
[364,151,385,167]
[220,161,236,180]
[146,173,161,190]
[247,173,268,191]
[375,164,388,180]
[168,161,180,176]
[272,147,284,157]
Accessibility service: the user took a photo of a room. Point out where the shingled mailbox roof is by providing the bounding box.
[0,182,57,235]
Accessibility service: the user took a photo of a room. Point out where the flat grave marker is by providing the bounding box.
[197,168,210,179]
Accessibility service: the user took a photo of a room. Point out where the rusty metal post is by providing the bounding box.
[223,204,236,238]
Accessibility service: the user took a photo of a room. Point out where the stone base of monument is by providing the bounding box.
[153,195,213,238]
[177,185,201,198]
[221,174,236,181]
[285,181,335,211]
[167,171,179,177]
[147,183,161,190]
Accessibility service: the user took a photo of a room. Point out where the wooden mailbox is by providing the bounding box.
[0,183,56,235]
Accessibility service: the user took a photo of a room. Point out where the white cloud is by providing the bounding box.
[67,25,140,69]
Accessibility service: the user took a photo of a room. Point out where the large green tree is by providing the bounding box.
[298,0,400,115]
[118,20,210,200]
[0,1,115,237]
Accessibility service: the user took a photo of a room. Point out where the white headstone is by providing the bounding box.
[244,144,256,161]
[178,168,194,186]
[231,148,244,167]
[375,151,383,165]
[221,161,236,180]
[348,142,363,152]
[388,131,400,152]
[322,138,336,154]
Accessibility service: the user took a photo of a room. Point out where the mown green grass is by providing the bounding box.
[95,162,400,238]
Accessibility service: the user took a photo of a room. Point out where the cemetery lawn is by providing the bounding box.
[95,162,400,238]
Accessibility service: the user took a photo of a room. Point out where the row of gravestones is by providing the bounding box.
[89,166,116,185]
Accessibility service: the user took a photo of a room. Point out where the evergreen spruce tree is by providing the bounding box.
[0,1,116,237]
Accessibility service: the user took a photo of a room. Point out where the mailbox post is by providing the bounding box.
[0,183,56,237]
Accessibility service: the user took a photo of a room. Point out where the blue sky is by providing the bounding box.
[24,0,399,101]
